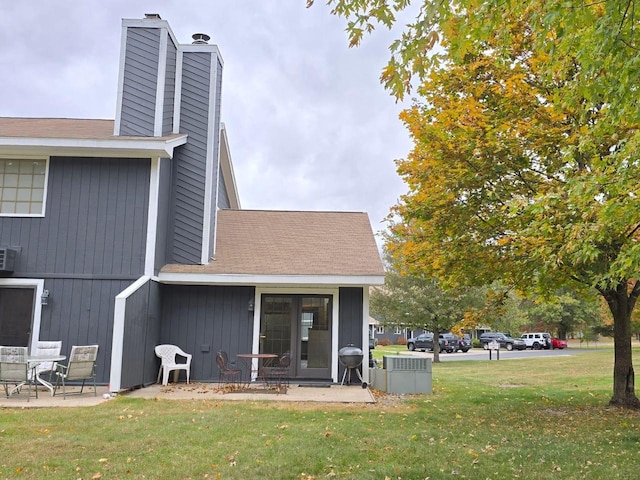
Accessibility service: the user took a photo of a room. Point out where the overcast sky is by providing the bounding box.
[0,1,411,246]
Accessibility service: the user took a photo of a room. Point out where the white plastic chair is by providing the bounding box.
[155,345,192,386]
[30,340,62,382]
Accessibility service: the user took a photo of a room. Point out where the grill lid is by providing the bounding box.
[338,344,364,368]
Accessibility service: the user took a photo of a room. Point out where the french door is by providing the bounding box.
[260,294,332,380]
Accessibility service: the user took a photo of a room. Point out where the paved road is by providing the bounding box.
[398,346,597,361]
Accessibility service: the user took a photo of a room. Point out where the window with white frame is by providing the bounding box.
[394,326,402,335]
[0,158,47,215]
[376,325,384,334]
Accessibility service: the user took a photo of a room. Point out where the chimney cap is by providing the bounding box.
[192,33,211,44]
[144,13,162,19]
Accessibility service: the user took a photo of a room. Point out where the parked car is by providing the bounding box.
[479,332,526,351]
[451,334,472,352]
[520,332,552,350]
[407,333,456,353]
[551,338,568,349]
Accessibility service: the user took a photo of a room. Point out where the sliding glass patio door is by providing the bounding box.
[260,294,332,380]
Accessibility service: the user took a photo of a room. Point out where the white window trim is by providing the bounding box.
[0,155,49,217]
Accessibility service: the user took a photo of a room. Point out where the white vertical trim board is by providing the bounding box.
[109,276,150,392]
[173,49,184,135]
[331,289,340,383]
[200,52,218,264]
[362,288,371,384]
[144,157,161,276]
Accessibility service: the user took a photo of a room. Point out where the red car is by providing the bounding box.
[551,338,568,349]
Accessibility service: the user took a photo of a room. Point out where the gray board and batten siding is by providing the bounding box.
[158,284,255,383]
[0,156,151,383]
[338,287,366,379]
[119,25,223,265]
[0,157,149,277]
[169,50,221,265]
[119,279,163,389]
[119,27,162,137]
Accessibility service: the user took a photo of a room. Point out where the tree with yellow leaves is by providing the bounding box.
[378,10,640,407]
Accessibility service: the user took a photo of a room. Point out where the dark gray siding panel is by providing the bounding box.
[338,287,364,379]
[160,285,254,381]
[37,278,133,384]
[162,37,177,136]
[169,51,213,264]
[119,279,161,389]
[0,157,149,277]
[120,27,160,137]
[155,158,172,273]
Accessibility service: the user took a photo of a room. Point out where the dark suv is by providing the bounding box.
[406,333,456,353]
[479,332,526,351]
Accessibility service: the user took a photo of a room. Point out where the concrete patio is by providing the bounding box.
[0,382,376,408]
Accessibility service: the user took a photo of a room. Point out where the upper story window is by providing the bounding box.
[0,158,47,216]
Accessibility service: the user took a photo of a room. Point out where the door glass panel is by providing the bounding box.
[301,296,330,371]
[260,296,292,356]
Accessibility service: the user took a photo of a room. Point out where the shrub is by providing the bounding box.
[396,336,407,345]
[378,338,391,346]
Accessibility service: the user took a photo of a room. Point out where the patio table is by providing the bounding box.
[236,353,277,388]
[28,355,66,395]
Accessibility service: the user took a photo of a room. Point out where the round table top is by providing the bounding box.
[236,353,277,359]
[28,355,66,363]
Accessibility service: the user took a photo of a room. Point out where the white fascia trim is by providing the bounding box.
[0,278,45,354]
[200,51,219,264]
[173,49,183,134]
[145,157,161,275]
[109,275,151,392]
[0,135,188,159]
[153,28,169,137]
[157,272,385,286]
[219,124,240,209]
[114,24,128,136]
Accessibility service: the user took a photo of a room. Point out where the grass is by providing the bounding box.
[1,348,639,479]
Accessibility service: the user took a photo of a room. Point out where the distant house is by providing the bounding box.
[0,15,385,390]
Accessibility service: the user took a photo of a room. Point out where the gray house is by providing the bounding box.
[0,15,384,391]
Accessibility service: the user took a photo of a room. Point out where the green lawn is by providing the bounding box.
[1,348,639,479]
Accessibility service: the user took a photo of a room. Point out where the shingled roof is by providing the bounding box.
[0,117,116,139]
[160,209,385,281]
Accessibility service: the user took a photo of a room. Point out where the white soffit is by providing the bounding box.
[0,134,188,159]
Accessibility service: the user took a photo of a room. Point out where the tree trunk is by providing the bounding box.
[603,282,640,408]
[433,327,441,363]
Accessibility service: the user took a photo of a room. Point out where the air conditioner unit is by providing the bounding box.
[0,248,17,272]
[382,355,432,394]
[383,355,431,372]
